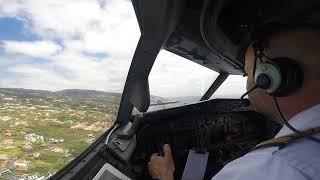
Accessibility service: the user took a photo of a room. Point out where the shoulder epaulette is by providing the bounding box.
[251,127,320,151]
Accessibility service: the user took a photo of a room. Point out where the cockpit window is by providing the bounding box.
[148,50,219,109]
[211,75,247,99]
[0,0,139,178]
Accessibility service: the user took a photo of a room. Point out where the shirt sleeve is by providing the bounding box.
[212,148,310,180]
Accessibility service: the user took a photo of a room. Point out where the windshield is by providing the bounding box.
[148,57,248,111]
[211,75,247,99]
[0,0,246,178]
[148,50,219,110]
[0,0,139,179]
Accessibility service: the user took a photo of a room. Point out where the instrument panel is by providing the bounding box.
[108,99,280,179]
[52,99,280,180]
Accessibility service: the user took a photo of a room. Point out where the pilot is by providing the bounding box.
[148,3,320,180]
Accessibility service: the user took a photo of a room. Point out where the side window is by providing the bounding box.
[211,75,247,99]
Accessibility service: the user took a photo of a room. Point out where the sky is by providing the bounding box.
[0,0,246,98]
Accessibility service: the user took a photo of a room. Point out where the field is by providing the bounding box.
[0,88,120,179]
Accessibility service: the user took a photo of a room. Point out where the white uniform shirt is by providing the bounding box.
[212,104,320,180]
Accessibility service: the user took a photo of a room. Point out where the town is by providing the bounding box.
[0,88,120,179]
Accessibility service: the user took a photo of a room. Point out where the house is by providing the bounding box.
[85,138,95,144]
[24,134,44,143]
[3,97,13,101]
[32,152,40,158]
[48,138,64,144]
[21,142,32,150]
[62,152,71,158]
[14,121,28,126]
[75,111,86,116]
[27,173,46,180]
[12,159,30,171]
[71,123,87,130]
[2,139,13,145]
[45,112,50,117]
[0,116,12,122]
[0,154,9,161]
[50,147,64,153]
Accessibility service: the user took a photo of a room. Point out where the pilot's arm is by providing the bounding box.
[148,144,175,180]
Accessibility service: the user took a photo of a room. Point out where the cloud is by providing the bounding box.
[0,0,24,17]
[149,51,219,97]
[0,0,246,98]
[2,63,72,90]
[0,49,132,92]
[0,0,140,58]
[50,50,131,92]
[1,40,61,58]
[1,0,103,37]
[0,0,138,92]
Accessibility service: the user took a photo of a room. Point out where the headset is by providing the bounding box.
[242,41,320,144]
[252,42,304,97]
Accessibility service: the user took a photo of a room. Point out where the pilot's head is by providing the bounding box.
[245,28,320,123]
[203,0,320,123]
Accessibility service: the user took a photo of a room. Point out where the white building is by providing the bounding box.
[0,154,9,160]
[25,134,44,143]
[3,97,13,101]
[48,138,64,144]
[0,116,12,122]
[50,147,64,153]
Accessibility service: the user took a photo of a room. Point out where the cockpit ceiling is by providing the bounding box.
[131,0,245,75]
[133,0,320,75]
[164,26,244,75]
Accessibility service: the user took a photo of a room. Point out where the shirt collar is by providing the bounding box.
[275,104,320,138]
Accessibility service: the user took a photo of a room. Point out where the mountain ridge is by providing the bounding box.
[0,88,170,104]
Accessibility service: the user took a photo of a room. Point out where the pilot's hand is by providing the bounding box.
[148,144,175,180]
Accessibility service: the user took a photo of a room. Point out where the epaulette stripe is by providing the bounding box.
[251,127,320,151]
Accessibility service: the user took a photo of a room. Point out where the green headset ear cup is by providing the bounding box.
[254,58,303,97]
[271,57,304,97]
[254,62,282,94]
